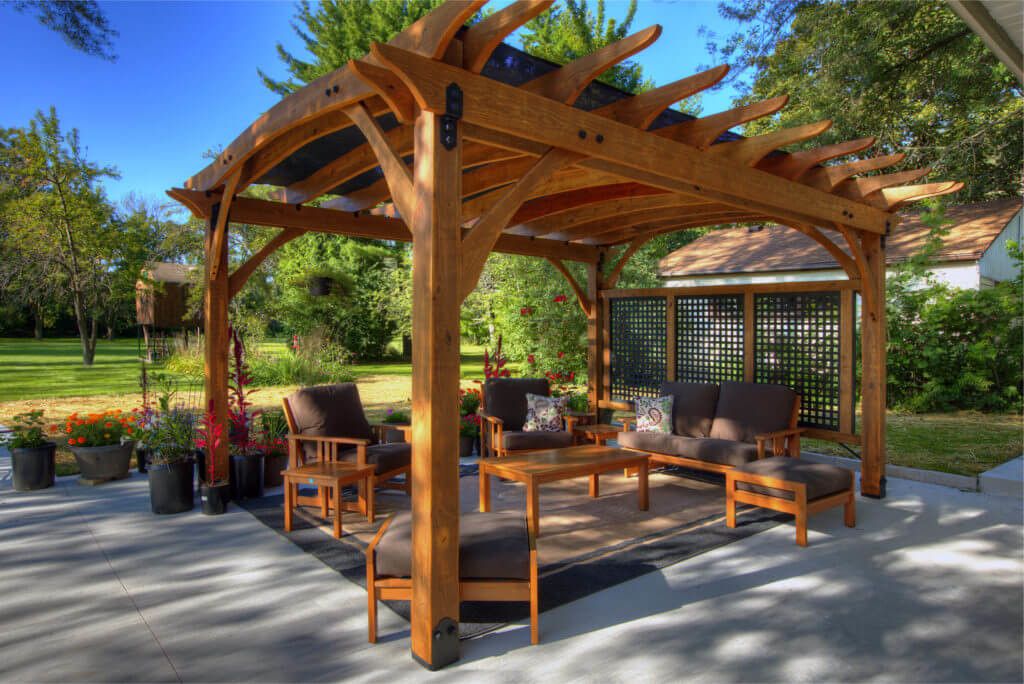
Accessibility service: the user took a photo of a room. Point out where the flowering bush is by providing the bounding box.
[61,410,136,448]
[459,413,481,439]
[483,335,511,379]
[228,327,261,456]
[1,410,52,449]
[196,402,226,484]
[141,409,196,464]
[458,387,481,416]
[256,410,289,457]
[382,408,411,424]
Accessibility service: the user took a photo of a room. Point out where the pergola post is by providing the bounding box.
[409,109,462,669]
[859,231,887,497]
[586,259,605,413]
[203,205,231,481]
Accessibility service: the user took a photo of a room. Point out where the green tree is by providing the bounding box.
[259,0,444,96]
[705,0,1022,202]
[11,1,118,60]
[1,108,120,364]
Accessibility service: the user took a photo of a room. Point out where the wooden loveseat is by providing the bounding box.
[615,381,803,474]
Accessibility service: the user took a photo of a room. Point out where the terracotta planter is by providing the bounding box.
[69,442,134,485]
[11,442,56,491]
[459,435,476,459]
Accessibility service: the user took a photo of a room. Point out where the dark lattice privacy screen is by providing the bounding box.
[676,295,744,383]
[754,292,842,430]
[609,297,667,399]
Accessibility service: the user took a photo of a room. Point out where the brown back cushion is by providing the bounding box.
[483,378,550,431]
[286,383,374,443]
[709,381,798,443]
[659,381,720,437]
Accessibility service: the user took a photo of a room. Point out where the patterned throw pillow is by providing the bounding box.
[523,393,566,432]
[635,395,674,433]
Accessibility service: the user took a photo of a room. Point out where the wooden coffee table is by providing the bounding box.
[478,445,650,537]
[283,461,375,539]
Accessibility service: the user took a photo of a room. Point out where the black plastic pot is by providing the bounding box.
[11,443,56,491]
[194,449,209,485]
[263,452,288,488]
[200,482,230,515]
[308,276,334,296]
[136,447,150,474]
[459,435,476,459]
[230,453,265,501]
[148,457,195,515]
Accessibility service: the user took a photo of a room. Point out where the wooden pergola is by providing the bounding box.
[168,0,960,668]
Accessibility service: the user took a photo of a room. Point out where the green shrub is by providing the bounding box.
[164,346,204,378]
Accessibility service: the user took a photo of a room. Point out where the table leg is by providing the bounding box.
[589,473,599,498]
[284,479,293,532]
[358,479,368,517]
[366,474,375,523]
[320,485,329,519]
[527,483,539,538]
[333,483,342,539]
[479,468,491,512]
[637,460,649,511]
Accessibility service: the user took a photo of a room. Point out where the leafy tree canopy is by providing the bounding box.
[703,0,1022,202]
[12,1,118,61]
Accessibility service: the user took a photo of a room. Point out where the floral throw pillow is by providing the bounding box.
[523,393,566,432]
[635,395,674,433]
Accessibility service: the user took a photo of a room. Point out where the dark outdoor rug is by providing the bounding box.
[239,463,786,639]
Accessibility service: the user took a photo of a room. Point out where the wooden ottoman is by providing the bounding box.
[725,456,855,547]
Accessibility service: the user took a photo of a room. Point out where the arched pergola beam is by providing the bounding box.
[586,212,757,245]
[786,222,859,278]
[603,234,658,288]
[186,0,484,193]
[545,257,591,316]
[228,227,306,298]
[463,0,554,73]
[542,202,727,242]
[208,171,241,280]
[509,183,669,225]
[344,102,415,220]
[459,168,623,220]
[514,194,709,238]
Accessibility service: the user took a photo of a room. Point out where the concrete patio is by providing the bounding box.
[1,452,1021,682]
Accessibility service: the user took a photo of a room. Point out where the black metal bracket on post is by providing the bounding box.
[440,83,462,150]
[412,617,459,670]
[862,476,887,499]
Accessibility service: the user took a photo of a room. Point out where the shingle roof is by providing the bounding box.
[658,198,1022,277]
[142,262,198,284]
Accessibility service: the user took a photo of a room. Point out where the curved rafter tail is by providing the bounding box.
[463,0,555,73]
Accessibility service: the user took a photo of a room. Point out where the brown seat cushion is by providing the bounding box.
[338,442,410,476]
[735,456,852,501]
[501,430,574,451]
[287,384,374,461]
[616,431,759,467]
[659,381,719,437]
[709,381,797,443]
[374,511,530,580]
[483,378,550,431]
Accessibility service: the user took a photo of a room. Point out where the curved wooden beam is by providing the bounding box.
[657,95,789,149]
[594,65,729,129]
[209,171,241,280]
[833,168,931,201]
[516,194,708,237]
[460,167,623,221]
[604,235,657,288]
[510,182,668,225]
[593,213,756,246]
[543,202,724,241]
[835,223,876,304]
[228,227,305,299]
[349,60,417,123]
[184,0,484,193]
[785,222,858,279]
[545,257,591,316]
[520,25,662,104]
[463,0,554,73]
[872,181,964,210]
[755,137,875,180]
[801,153,906,192]
[709,120,833,166]
[344,102,414,220]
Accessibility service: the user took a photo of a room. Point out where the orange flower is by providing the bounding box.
[76,437,86,445]
[66,426,73,434]
[104,422,113,429]
[77,420,85,426]
[126,427,134,435]
[48,424,57,431]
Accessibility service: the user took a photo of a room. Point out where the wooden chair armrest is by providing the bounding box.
[371,423,412,440]
[287,434,373,447]
[755,427,805,442]
[598,398,635,411]
[366,515,394,558]
[480,413,504,426]
[754,427,804,458]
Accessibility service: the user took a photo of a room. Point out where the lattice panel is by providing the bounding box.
[754,292,842,430]
[675,295,745,384]
[609,297,667,400]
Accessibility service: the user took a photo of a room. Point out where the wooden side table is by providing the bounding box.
[283,462,376,539]
[573,423,621,446]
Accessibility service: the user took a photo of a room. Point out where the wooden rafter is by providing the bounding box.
[657,96,789,149]
[463,0,553,73]
[708,120,833,166]
[755,137,875,180]
[870,181,964,211]
[593,65,728,129]
[801,153,906,192]
[833,167,931,201]
[588,212,756,245]
[344,102,415,219]
[513,194,710,238]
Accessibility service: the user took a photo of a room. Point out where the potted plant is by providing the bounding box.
[458,413,481,459]
[142,409,196,515]
[196,403,230,515]
[63,410,136,485]
[257,409,289,488]
[381,408,410,443]
[2,410,56,491]
[228,328,264,501]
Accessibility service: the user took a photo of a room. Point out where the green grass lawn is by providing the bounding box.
[1,337,1019,477]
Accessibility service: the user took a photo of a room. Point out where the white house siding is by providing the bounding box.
[664,263,982,290]
[979,208,1023,284]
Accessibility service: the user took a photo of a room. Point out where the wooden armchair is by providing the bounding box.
[282,384,411,513]
[479,378,578,458]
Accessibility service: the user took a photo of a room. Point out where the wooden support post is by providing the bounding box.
[743,290,755,382]
[839,289,856,435]
[586,259,605,413]
[665,295,677,383]
[203,206,231,482]
[409,110,462,669]
[859,232,887,498]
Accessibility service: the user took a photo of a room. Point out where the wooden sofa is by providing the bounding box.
[615,381,803,474]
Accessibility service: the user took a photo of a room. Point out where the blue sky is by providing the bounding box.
[1,1,746,205]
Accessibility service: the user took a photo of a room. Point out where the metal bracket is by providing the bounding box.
[412,617,459,670]
[440,83,462,150]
